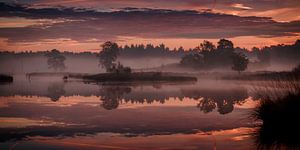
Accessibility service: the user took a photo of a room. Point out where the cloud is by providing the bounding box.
[0,2,299,45]
[21,0,300,22]
[231,3,252,10]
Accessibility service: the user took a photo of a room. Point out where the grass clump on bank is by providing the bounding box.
[252,81,300,150]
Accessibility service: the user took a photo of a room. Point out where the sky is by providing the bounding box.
[0,0,300,52]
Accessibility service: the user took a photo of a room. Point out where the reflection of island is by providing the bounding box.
[47,82,66,101]
[252,89,300,150]
[99,85,248,114]
[0,79,250,114]
[182,88,248,114]
[100,86,131,110]
[0,80,253,143]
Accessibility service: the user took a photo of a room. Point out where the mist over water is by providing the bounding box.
[0,60,299,150]
[1,41,299,149]
[0,74,263,149]
[1,53,299,76]
[0,0,300,149]
[0,54,101,74]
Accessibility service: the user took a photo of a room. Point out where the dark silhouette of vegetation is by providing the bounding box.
[243,40,300,68]
[45,49,66,72]
[98,41,120,72]
[119,43,187,58]
[0,74,13,83]
[108,62,132,74]
[180,53,204,68]
[260,40,300,64]
[179,39,300,71]
[98,85,248,113]
[47,82,66,101]
[222,69,300,81]
[82,72,197,82]
[99,41,132,73]
[1,39,300,73]
[99,86,132,110]
[255,47,271,67]
[232,52,249,74]
[252,82,300,150]
[198,40,216,52]
[180,39,244,70]
[182,87,248,114]
[215,39,235,66]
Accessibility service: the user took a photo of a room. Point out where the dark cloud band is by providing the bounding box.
[0,2,299,44]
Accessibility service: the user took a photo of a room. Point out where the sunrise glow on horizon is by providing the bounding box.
[0,0,300,52]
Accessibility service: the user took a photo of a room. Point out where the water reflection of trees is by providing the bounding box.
[99,86,131,110]
[182,88,248,114]
[99,86,248,114]
[47,82,66,101]
[31,81,251,114]
[252,86,300,150]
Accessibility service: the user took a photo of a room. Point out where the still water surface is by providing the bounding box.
[0,75,261,150]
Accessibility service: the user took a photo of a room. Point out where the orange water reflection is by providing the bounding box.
[27,127,255,150]
[0,78,261,149]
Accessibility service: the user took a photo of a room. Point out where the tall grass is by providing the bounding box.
[252,80,300,150]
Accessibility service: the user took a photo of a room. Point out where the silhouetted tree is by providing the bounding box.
[99,41,120,72]
[45,49,66,72]
[217,39,234,50]
[199,40,216,52]
[252,47,260,55]
[232,52,249,74]
[199,40,216,68]
[180,39,238,70]
[216,39,235,66]
[178,46,185,53]
[180,53,204,68]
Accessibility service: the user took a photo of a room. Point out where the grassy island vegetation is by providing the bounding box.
[222,64,300,81]
[0,74,13,83]
[75,41,197,82]
[252,81,300,150]
[79,72,197,82]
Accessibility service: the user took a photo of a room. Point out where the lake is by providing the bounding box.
[0,75,274,150]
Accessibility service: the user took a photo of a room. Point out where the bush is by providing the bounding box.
[252,81,300,149]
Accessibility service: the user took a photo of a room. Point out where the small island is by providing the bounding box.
[75,72,197,82]
[70,42,197,83]
[0,74,13,83]
[27,42,197,83]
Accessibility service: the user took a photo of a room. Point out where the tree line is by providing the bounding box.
[1,39,299,62]
[180,39,249,73]
[2,39,299,73]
